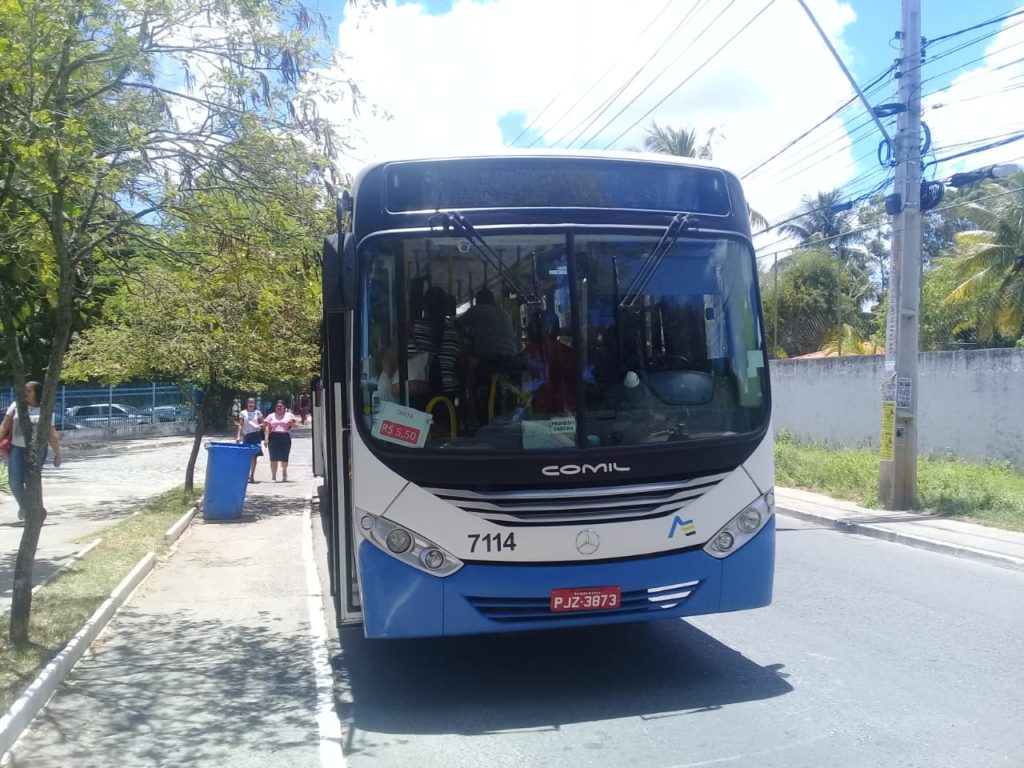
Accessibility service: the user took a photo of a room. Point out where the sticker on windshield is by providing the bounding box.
[372,401,432,448]
[522,417,577,449]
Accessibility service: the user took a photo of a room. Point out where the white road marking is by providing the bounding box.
[303,502,348,768]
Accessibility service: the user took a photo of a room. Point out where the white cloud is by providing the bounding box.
[319,0,863,225]
[923,5,1024,178]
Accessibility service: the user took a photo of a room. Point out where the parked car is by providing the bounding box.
[66,403,151,428]
[142,405,186,423]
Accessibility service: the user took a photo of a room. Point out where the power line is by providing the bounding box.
[600,0,778,150]
[794,0,894,151]
[921,44,1024,90]
[573,0,739,149]
[516,0,682,148]
[927,79,1024,111]
[749,110,893,190]
[927,131,1024,167]
[741,67,894,179]
[927,7,1024,46]
[552,0,713,148]
[757,185,1024,258]
[742,61,898,183]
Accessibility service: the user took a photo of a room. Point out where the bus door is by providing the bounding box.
[322,233,363,626]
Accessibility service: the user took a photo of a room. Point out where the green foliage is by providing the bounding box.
[1,486,198,708]
[64,127,329,390]
[641,121,716,159]
[940,175,1024,345]
[776,440,1024,531]
[760,248,870,357]
[0,0,355,646]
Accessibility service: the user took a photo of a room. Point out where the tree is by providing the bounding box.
[642,121,716,159]
[0,0,356,647]
[778,189,863,258]
[760,248,868,358]
[638,121,769,230]
[941,174,1024,345]
[65,128,329,492]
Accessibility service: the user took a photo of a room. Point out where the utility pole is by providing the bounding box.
[880,0,922,509]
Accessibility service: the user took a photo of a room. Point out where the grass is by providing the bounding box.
[0,461,8,497]
[0,486,199,711]
[775,432,1024,532]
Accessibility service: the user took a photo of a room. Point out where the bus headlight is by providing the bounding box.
[703,491,774,559]
[360,512,463,577]
[386,528,413,554]
[421,548,446,570]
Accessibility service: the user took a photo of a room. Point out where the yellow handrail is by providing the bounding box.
[425,396,457,438]
[488,373,531,421]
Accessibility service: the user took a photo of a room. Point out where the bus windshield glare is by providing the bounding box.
[358,231,768,452]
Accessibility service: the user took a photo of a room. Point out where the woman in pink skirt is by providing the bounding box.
[263,400,300,482]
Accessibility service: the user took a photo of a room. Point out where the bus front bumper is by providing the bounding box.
[357,516,775,639]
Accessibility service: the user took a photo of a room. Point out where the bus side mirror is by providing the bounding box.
[323,233,356,312]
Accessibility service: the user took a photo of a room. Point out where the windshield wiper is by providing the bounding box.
[430,210,542,305]
[619,213,693,309]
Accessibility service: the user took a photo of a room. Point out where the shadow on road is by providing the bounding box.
[199,493,305,525]
[0,549,72,600]
[332,618,793,749]
[9,607,318,767]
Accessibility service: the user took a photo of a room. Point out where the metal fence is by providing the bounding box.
[1,382,193,438]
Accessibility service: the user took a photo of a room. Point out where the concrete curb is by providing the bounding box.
[164,506,198,545]
[778,506,1024,572]
[31,539,103,595]
[0,552,156,760]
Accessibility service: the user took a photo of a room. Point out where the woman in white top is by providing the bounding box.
[0,381,62,521]
[235,397,265,483]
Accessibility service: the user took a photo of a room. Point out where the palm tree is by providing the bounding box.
[776,189,874,356]
[778,189,858,253]
[642,122,715,159]
[943,175,1024,343]
[639,121,768,230]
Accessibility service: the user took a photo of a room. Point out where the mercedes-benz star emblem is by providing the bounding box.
[576,530,600,555]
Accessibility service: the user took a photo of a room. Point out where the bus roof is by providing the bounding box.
[350,149,740,194]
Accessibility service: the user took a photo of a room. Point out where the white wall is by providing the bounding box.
[769,349,1024,467]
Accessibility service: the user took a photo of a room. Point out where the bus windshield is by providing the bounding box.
[357,231,768,452]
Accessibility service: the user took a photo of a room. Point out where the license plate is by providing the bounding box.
[550,586,622,613]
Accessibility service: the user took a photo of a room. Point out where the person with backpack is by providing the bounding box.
[0,381,62,522]
[406,286,463,413]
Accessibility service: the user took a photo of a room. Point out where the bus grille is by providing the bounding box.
[465,579,701,622]
[424,473,728,526]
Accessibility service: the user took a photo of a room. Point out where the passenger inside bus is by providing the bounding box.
[406,286,463,411]
[521,309,576,416]
[459,288,520,428]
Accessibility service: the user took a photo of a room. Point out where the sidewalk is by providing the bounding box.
[1,435,207,611]
[776,486,1024,571]
[5,433,328,768]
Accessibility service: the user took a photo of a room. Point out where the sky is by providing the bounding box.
[311,0,1024,252]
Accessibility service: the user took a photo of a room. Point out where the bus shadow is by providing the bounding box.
[331,619,792,743]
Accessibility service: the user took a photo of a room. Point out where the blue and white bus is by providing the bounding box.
[314,151,774,638]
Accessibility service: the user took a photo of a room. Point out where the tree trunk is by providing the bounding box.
[8,463,46,645]
[184,387,209,493]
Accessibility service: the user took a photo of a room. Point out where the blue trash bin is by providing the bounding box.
[203,442,259,520]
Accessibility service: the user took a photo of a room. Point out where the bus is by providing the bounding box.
[313,151,774,638]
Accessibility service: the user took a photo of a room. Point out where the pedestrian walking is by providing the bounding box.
[0,381,62,521]
[298,387,312,425]
[263,400,299,482]
[235,397,265,483]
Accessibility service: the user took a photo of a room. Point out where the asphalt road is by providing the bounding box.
[328,515,1024,768]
